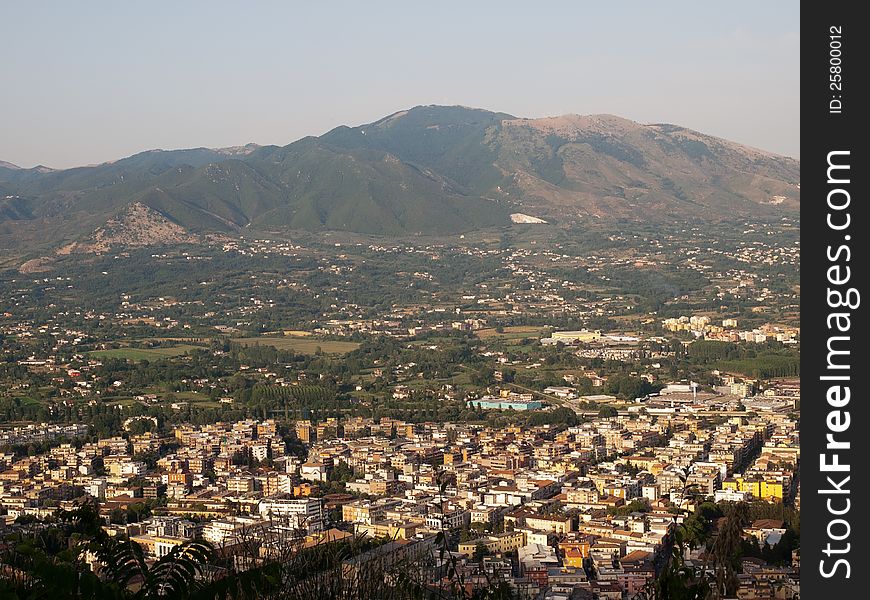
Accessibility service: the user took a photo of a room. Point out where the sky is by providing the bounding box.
[1,1,800,169]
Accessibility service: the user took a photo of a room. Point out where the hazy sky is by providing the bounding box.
[2,1,799,169]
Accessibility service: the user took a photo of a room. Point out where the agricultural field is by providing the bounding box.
[88,345,201,361]
[230,337,359,355]
[474,326,546,340]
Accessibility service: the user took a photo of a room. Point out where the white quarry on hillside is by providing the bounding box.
[510,213,548,224]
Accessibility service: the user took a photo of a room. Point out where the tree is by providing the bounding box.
[471,367,494,387]
[598,406,618,418]
[0,501,221,600]
[96,537,213,599]
[472,542,490,562]
[459,528,475,543]
[605,373,657,400]
[329,462,356,483]
[128,418,156,435]
[109,507,127,525]
[446,428,458,444]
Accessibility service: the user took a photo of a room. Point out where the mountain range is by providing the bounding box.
[0,105,799,262]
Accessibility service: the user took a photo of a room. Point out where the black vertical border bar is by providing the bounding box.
[802,3,868,597]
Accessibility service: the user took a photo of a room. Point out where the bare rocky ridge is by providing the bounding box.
[17,203,200,272]
[57,202,199,255]
[489,114,799,221]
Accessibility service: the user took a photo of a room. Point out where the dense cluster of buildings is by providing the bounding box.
[0,422,89,447]
[662,315,799,344]
[0,380,799,598]
[0,224,802,597]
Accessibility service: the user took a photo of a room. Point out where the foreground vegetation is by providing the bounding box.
[0,492,798,600]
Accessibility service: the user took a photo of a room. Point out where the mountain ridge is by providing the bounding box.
[1,106,799,171]
[0,105,799,263]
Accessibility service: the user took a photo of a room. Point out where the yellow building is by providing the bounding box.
[525,514,574,534]
[550,330,601,343]
[129,535,187,558]
[293,482,315,497]
[458,531,526,556]
[722,477,785,502]
[760,480,784,501]
[355,520,418,540]
[342,500,389,524]
[559,536,596,567]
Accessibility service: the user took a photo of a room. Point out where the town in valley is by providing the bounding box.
[0,214,800,599]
